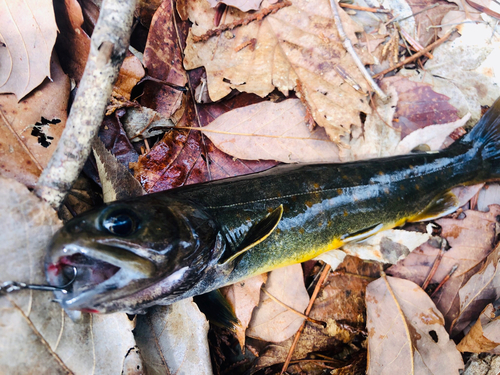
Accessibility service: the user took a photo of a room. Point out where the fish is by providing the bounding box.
[46,97,500,316]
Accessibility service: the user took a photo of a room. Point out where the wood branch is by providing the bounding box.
[35,0,137,208]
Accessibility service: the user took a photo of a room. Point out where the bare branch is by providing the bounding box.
[35,0,137,208]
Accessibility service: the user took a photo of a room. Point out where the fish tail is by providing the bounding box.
[459,97,500,179]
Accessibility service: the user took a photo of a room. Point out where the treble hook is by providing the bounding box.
[0,267,78,295]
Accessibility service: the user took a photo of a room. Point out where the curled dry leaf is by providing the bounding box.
[246,264,309,343]
[221,273,267,349]
[206,0,274,12]
[134,300,213,375]
[366,276,463,374]
[184,0,373,146]
[0,177,140,374]
[0,0,57,98]
[457,304,500,354]
[201,99,340,163]
[452,240,500,336]
[0,56,70,188]
[389,206,500,329]
[122,106,175,141]
[113,55,145,100]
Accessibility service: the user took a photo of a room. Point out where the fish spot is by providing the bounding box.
[409,165,414,169]
[378,171,384,176]
[337,189,343,195]
[415,184,420,190]
[299,228,305,234]
[344,210,348,216]
[318,222,323,227]
[305,201,313,208]
[327,220,332,227]
[384,188,390,194]
[400,184,405,190]
[313,183,320,189]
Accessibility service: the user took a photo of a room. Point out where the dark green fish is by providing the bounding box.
[46,98,500,315]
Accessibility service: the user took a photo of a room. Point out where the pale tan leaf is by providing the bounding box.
[0,55,70,188]
[134,300,213,375]
[0,0,57,98]
[184,0,373,146]
[221,273,267,349]
[246,264,309,343]
[113,55,145,100]
[201,99,340,162]
[0,177,140,374]
[477,184,500,211]
[122,106,175,142]
[366,276,463,374]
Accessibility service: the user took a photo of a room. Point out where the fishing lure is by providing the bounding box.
[45,98,500,316]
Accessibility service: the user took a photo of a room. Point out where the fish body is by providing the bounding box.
[46,98,500,315]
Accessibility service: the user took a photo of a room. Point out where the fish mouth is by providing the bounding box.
[46,242,157,314]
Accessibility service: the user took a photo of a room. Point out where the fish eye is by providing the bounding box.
[101,209,139,236]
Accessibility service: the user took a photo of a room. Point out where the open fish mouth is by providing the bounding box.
[45,242,157,314]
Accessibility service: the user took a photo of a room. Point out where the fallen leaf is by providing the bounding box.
[113,55,145,100]
[452,241,500,336]
[463,353,500,374]
[141,0,187,119]
[201,99,340,163]
[0,0,57,98]
[183,0,374,146]
[0,55,70,187]
[246,264,309,343]
[457,303,500,354]
[134,300,213,375]
[135,0,163,27]
[221,273,268,349]
[477,184,500,211]
[366,276,463,374]
[53,0,91,83]
[0,177,140,374]
[122,106,175,141]
[400,23,500,126]
[389,206,500,329]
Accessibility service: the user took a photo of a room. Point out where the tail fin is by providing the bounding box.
[459,97,500,178]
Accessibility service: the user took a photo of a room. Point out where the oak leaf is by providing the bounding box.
[183,0,373,146]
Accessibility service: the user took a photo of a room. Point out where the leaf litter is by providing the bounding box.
[4,0,500,372]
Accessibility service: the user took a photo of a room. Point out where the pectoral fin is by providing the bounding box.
[409,190,459,222]
[194,289,239,330]
[221,205,284,265]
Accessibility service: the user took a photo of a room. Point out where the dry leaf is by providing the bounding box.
[206,0,270,12]
[122,106,175,141]
[457,304,500,354]
[201,99,340,162]
[477,184,500,211]
[389,206,500,329]
[452,241,500,336]
[246,264,309,343]
[0,55,70,187]
[0,177,140,374]
[366,276,463,374]
[184,0,373,146]
[134,300,213,375]
[113,55,145,100]
[0,0,57,99]
[221,273,267,349]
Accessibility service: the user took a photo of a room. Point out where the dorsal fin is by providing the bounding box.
[409,190,459,222]
[221,205,283,265]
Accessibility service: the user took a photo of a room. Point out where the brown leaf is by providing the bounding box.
[53,0,91,83]
[0,0,57,98]
[206,0,274,12]
[113,55,145,100]
[141,0,187,119]
[457,304,500,353]
[366,276,463,374]
[221,274,267,349]
[246,264,310,343]
[0,55,70,188]
[388,207,500,331]
[451,240,500,336]
[0,177,140,374]
[183,0,373,146]
[201,99,340,162]
[135,0,163,27]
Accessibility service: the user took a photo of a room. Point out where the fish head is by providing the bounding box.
[45,194,222,317]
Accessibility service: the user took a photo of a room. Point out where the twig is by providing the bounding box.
[386,3,440,25]
[373,28,455,79]
[192,1,292,43]
[422,239,448,291]
[431,264,458,297]
[281,264,331,374]
[339,3,390,13]
[329,0,388,101]
[35,0,136,208]
[261,287,327,327]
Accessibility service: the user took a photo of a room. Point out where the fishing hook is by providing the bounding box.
[0,267,78,295]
